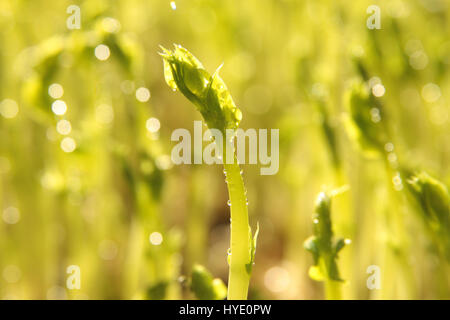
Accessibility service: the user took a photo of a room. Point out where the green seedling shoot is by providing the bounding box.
[160,44,258,300]
[304,190,349,299]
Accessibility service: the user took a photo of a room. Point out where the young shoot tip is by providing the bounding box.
[330,185,350,197]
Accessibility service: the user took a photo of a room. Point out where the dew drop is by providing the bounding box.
[227,200,231,207]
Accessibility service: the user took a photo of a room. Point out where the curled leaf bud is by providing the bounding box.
[160,44,242,132]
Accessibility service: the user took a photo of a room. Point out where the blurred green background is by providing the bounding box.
[0,0,449,299]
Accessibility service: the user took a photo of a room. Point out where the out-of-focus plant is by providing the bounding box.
[345,80,387,157]
[160,45,258,300]
[405,171,450,258]
[345,72,423,297]
[21,16,140,123]
[190,264,227,300]
[311,91,341,173]
[304,190,349,300]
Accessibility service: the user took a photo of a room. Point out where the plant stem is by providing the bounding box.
[320,257,342,300]
[325,279,342,300]
[382,159,416,298]
[224,154,251,300]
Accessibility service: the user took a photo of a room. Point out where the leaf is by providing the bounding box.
[304,236,319,265]
[163,57,177,90]
[160,44,242,132]
[328,258,344,282]
[406,171,450,232]
[334,238,346,254]
[190,264,227,300]
[147,281,169,300]
[246,222,260,275]
[308,265,325,281]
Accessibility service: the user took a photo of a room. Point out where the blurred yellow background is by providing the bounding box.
[0,0,449,299]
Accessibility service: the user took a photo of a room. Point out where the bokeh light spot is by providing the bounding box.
[0,99,19,119]
[2,206,20,224]
[48,83,64,99]
[421,83,441,103]
[136,87,151,102]
[95,44,111,61]
[56,119,72,135]
[146,117,161,133]
[372,84,386,97]
[149,232,163,245]
[60,137,76,153]
[264,266,290,293]
[52,100,67,116]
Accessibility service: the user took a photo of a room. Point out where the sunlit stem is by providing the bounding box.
[325,279,342,300]
[224,151,251,300]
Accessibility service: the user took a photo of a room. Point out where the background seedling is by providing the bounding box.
[304,190,349,299]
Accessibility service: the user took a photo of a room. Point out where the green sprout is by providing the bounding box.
[160,45,242,132]
[405,171,450,258]
[160,45,257,300]
[304,190,349,299]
